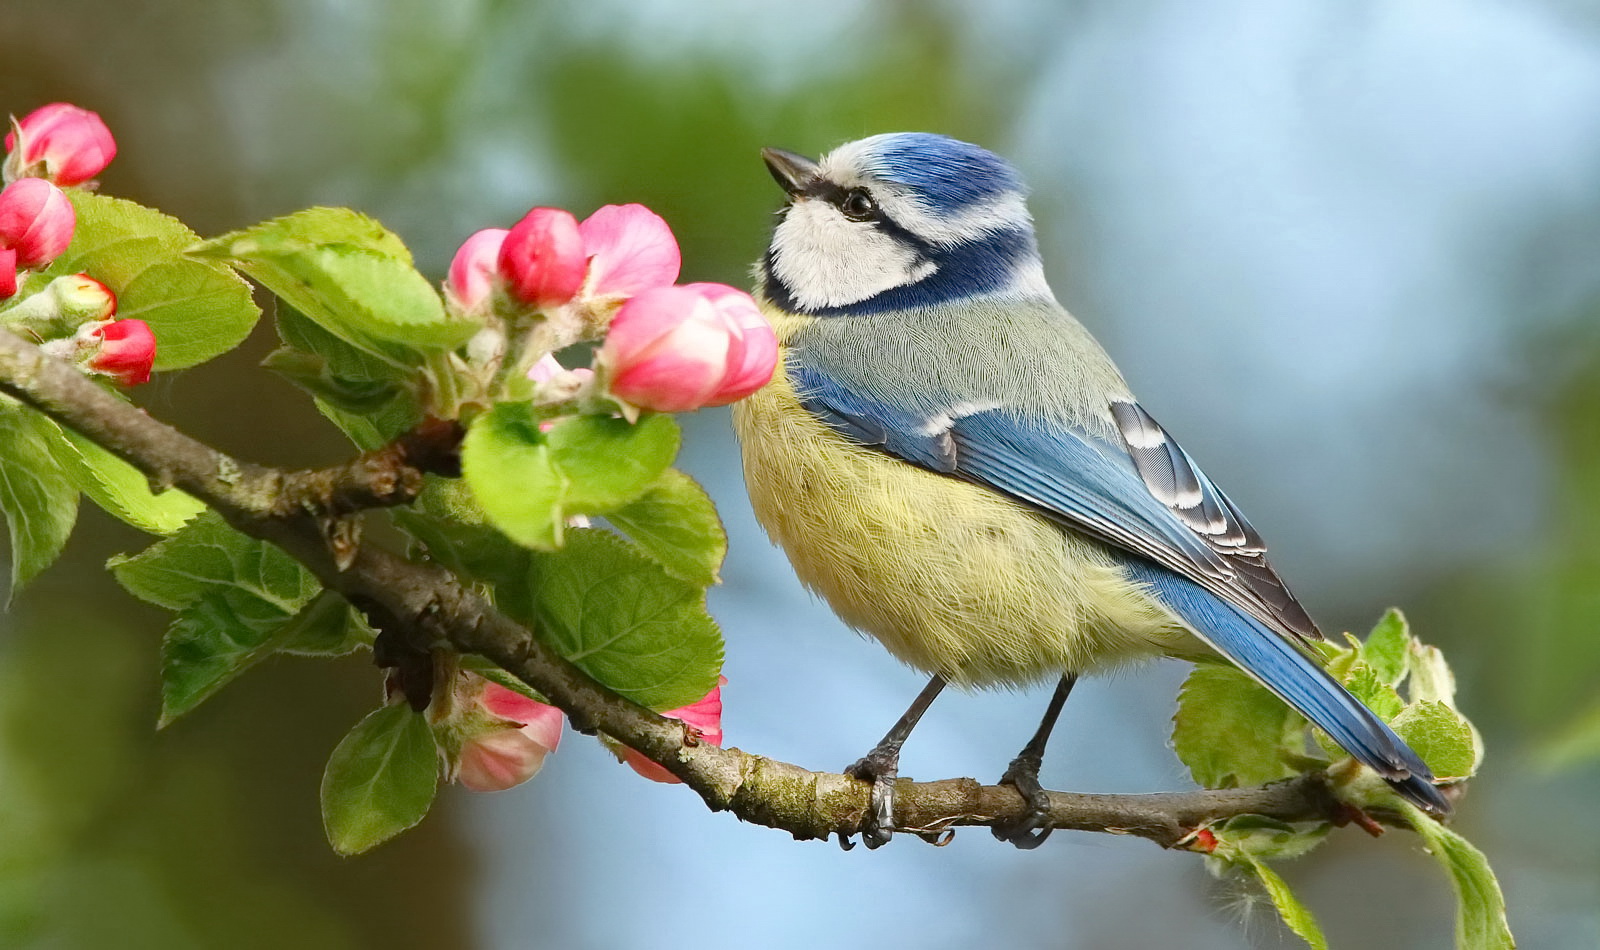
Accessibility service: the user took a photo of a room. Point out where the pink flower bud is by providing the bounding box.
[454,681,564,793]
[86,318,155,386]
[0,177,75,269]
[682,283,777,403]
[601,286,734,412]
[625,677,726,784]
[578,204,681,299]
[5,105,116,188]
[601,284,776,412]
[498,207,586,309]
[5,103,116,187]
[445,228,508,314]
[0,247,15,299]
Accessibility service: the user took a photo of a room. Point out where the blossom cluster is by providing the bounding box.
[444,202,777,415]
[1,103,154,385]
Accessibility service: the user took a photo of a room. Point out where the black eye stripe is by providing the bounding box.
[800,182,878,219]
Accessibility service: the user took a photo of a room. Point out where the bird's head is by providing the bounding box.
[758,132,1049,316]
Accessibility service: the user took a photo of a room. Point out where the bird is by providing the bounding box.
[730,131,1451,849]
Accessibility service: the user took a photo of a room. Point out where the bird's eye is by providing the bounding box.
[839,188,876,221]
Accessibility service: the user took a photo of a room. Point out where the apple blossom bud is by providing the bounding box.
[578,204,681,300]
[601,286,732,412]
[498,207,586,309]
[681,282,776,403]
[0,272,117,337]
[0,247,15,299]
[0,177,74,269]
[454,681,565,793]
[85,318,156,386]
[601,284,777,412]
[445,228,507,315]
[4,104,117,187]
[624,677,726,784]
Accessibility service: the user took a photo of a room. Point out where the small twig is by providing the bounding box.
[0,326,1365,849]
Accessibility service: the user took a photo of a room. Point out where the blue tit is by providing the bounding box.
[732,132,1450,849]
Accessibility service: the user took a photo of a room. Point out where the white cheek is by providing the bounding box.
[770,201,936,310]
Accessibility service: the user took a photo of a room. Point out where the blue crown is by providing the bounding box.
[850,133,1027,212]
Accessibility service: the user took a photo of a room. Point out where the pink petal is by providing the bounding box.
[681,283,777,404]
[0,178,75,268]
[579,204,681,299]
[456,728,554,792]
[445,228,508,313]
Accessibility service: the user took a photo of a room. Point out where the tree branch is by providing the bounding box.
[0,326,1357,849]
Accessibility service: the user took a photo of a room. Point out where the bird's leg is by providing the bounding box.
[842,673,947,850]
[992,673,1079,849]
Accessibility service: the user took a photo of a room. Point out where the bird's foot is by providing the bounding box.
[991,751,1053,849]
[842,747,900,850]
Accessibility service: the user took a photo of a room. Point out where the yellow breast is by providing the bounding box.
[731,357,1199,687]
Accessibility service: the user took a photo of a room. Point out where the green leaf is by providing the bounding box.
[606,469,726,585]
[1342,663,1405,722]
[193,208,476,360]
[1400,802,1515,950]
[462,406,679,550]
[44,192,259,370]
[321,704,439,856]
[0,404,79,597]
[529,528,722,711]
[459,655,550,704]
[1209,815,1331,863]
[1362,608,1412,686]
[1392,700,1481,781]
[110,511,315,611]
[1407,641,1460,707]
[460,402,566,548]
[50,426,204,534]
[274,589,374,656]
[1173,664,1303,788]
[110,512,324,723]
[1247,859,1330,950]
[547,414,681,512]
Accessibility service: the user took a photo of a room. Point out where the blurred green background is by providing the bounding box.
[4,1,1600,947]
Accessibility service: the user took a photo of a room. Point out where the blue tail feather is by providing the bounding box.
[1122,558,1451,817]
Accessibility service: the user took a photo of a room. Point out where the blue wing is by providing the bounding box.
[792,364,1449,814]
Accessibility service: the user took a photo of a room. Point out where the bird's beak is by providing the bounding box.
[761,147,819,197]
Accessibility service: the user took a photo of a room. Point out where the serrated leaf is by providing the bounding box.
[262,348,407,415]
[1173,664,1303,788]
[110,511,315,612]
[1399,802,1515,950]
[0,405,79,597]
[1246,859,1330,950]
[1362,608,1411,686]
[1342,663,1405,721]
[547,413,680,512]
[462,406,678,550]
[1392,701,1481,780]
[606,469,726,585]
[109,512,324,722]
[461,403,565,548]
[321,704,438,856]
[193,208,475,360]
[43,192,258,370]
[1408,641,1460,708]
[529,528,722,711]
[275,589,373,656]
[50,426,204,534]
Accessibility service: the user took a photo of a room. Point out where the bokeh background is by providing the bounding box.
[4,1,1600,947]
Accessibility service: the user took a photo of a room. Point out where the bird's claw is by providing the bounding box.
[991,752,1054,849]
[843,749,900,849]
